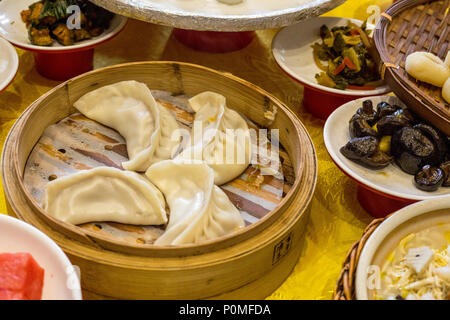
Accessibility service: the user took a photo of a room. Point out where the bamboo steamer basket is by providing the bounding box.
[334,197,450,300]
[372,0,450,136]
[1,61,317,300]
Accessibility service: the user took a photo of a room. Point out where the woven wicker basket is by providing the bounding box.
[373,0,450,136]
[333,218,385,300]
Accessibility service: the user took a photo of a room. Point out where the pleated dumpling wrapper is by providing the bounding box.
[43,167,167,225]
[217,0,243,4]
[146,160,245,246]
[176,91,252,185]
[73,80,180,172]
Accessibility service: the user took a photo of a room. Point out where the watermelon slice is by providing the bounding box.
[0,253,45,300]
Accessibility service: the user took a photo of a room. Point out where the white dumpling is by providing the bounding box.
[177,91,251,185]
[43,167,167,225]
[146,160,245,246]
[405,52,450,87]
[442,77,450,104]
[74,80,180,172]
[218,0,244,4]
[153,103,181,162]
[445,51,450,68]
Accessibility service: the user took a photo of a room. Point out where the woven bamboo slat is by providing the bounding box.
[373,0,450,136]
[333,218,385,300]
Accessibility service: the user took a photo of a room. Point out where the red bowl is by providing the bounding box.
[173,29,255,53]
[330,157,416,218]
[0,0,127,81]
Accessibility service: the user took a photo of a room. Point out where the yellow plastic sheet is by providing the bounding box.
[0,0,391,299]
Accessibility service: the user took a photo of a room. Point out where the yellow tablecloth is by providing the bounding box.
[0,0,393,299]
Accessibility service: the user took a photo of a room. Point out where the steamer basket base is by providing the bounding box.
[1,61,317,300]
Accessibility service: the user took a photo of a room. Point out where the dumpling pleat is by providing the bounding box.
[74,81,180,172]
[146,160,245,246]
[176,91,251,185]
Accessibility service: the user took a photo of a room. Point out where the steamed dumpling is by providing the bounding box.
[217,0,244,4]
[43,167,167,225]
[153,104,181,163]
[177,92,251,185]
[443,77,450,104]
[405,52,450,87]
[74,81,180,172]
[146,160,245,246]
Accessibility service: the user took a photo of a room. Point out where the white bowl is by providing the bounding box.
[324,95,450,201]
[0,0,127,52]
[0,214,82,300]
[272,16,391,96]
[355,197,450,300]
[0,37,18,92]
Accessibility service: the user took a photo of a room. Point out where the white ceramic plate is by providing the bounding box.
[0,214,82,300]
[0,0,127,52]
[272,16,391,96]
[0,37,18,92]
[323,95,450,201]
[355,197,450,300]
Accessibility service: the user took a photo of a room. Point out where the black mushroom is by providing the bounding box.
[360,150,393,169]
[349,113,377,138]
[357,100,378,126]
[394,108,416,123]
[439,161,450,187]
[376,102,400,119]
[413,124,448,165]
[340,136,392,169]
[414,165,444,192]
[391,127,435,175]
[341,136,377,158]
[376,114,410,137]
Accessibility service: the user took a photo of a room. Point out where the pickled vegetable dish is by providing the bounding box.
[312,22,382,90]
[340,100,450,192]
[20,0,114,46]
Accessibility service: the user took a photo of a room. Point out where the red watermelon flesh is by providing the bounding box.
[0,253,45,300]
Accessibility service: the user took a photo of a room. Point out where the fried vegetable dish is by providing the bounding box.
[312,22,382,90]
[20,0,114,46]
[340,100,450,192]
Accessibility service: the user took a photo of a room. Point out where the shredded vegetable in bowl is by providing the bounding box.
[312,21,383,90]
[375,224,450,300]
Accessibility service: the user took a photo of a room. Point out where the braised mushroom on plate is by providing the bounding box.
[339,98,449,192]
[324,96,449,218]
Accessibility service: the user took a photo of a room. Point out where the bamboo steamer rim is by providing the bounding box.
[333,217,385,300]
[372,0,450,136]
[5,61,318,262]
